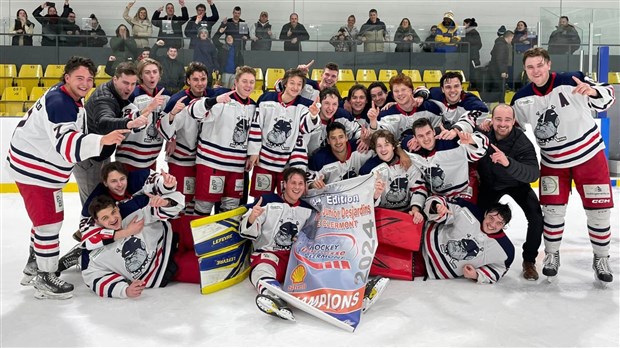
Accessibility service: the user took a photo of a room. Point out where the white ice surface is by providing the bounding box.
[1,190,619,347]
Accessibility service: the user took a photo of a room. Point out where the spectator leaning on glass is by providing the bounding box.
[249,11,273,51]
[123,1,154,49]
[82,14,108,47]
[11,9,35,46]
[32,1,68,46]
[151,0,189,49]
[184,0,219,49]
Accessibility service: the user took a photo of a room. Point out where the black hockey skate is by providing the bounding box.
[33,272,74,300]
[593,255,613,285]
[255,294,295,321]
[542,251,560,282]
[362,276,389,313]
[20,246,37,286]
[57,243,82,274]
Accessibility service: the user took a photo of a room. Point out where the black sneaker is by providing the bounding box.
[57,244,82,274]
[255,294,295,321]
[33,272,74,300]
[20,247,38,286]
[593,255,613,283]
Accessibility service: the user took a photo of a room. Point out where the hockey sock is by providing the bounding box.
[220,197,240,212]
[542,205,566,253]
[33,221,62,272]
[194,200,214,216]
[585,208,611,257]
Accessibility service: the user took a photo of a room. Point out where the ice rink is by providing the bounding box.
[1,189,619,347]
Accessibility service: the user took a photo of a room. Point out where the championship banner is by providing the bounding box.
[190,207,252,294]
[268,173,379,332]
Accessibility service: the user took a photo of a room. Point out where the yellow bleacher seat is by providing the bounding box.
[254,67,264,91]
[41,64,65,88]
[356,69,377,88]
[401,69,425,88]
[24,86,49,110]
[250,89,263,101]
[15,65,43,95]
[85,87,96,102]
[0,87,28,115]
[446,69,469,90]
[311,69,324,81]
[468,90,481,99]
[504,90,516,104]
[264,68,285,91]
[0,64,17,97]
[378,69,398,83]
[95,65,111,87]
[336,69,356,96]
[423,69,442,88]
[608,72,620,84]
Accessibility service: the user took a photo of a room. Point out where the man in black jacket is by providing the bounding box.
[151,0,189,49]
[73,62,155,204]
[487,30,514,99]
[279,13,310,52]
[477,104,543,281]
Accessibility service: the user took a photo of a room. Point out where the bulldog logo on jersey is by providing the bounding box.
[230,117,249,147]
[423,165,446,189]
[441,236,482,269]
[118,236,152,277]
[341,169,358,181]
[534,106,566,145]
[274,220,299,250]
[385,177,409,205]
[267,119,293,149]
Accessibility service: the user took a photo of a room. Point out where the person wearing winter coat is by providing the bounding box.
[358,9,387,52]
[11,9,35,46]
[193,27,219,78]
[123,1,153,48]
[82,14,108,47]
[461,18,482,66]
[547,16,581,54]
[32,1,69,46]
[394,18,420,52]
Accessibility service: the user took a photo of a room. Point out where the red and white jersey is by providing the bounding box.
[157,90,203,167]
[409,134,488,208]
[305,117,361,156]
[81,191,185,298]
[422,197,515,284]
[248,92,320,173]
[511,72,615,168]
[6,85,103,188]
[187,92,257,173]
[360,159,426,211]
[115,87,171,169]
[378,102,444,140]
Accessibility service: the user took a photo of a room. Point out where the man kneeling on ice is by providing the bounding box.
[240,167,389,321]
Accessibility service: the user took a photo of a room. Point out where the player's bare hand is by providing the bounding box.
[245,154,259,171]
[125,215,145,236]
[367,101,379,129]
[146,192,168,208]
[490,144,509,167]
[165,138,176,156]
[160,169,177,190]
[572,75,598,97]
[309,96,320,118]
[312,175,326,189]
[373,178,385,199]
[456,130,474,144]
[216,90,235,104]
[478,118,492,132]
[126,280,146,298]
[406,137,420,152]
[248,197,265,224]
[296,59,314,74]
[436,123,458,140]
[101,129,130,146]
[463,264,478,280]
[409,207,424,224]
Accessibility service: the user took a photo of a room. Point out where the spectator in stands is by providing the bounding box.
[394,18,420,52]
[330,15,359,52]
[461,18,482,66]
[279,13,310,52]
[421,25,438,52]
[487,30,514,96]
[59,4,81,47]
[434,11,460,53]
[11,9,35,46]
[220,6,247,50]
[193,27,219,82]
[512,20,536,54]
[137,47,150,61]
[184,1,219,49]
[249,11,273,51]
[32,1,67,47]
[123,1,153,49]
[105,24,139,76]
[151,40,186,93]
[151,0,189,49]
[358,9,387,52]
[547,16,581,54]
[82,14,108,47]
[213,26,244,88]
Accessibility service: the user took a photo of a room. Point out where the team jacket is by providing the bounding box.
[248,92,320,173]
[308,140,374,184]
[115,85,171,169]
[359,158,426,212]
[240,194,314,252]
[157,88,219,167]
[422,196,515,284]
[6,84,103,188]
[402,133,489,208]
[378,101,444,140]
[428,87,489,130]
[81,190,185,298]
[511,72,615,168]
[79,170,178,250]
[187,92,257,173]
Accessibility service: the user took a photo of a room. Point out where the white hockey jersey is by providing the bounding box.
[422,196,515,284]
[6,85,103,188]
[81,191,185,298]
[187,92,257,173]
[511,72,615,168]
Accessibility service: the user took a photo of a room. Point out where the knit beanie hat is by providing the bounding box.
[497,25,506,36]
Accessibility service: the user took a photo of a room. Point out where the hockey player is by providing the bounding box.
[402,117,489,208]
[115,58,171,172]
[247,68,320,197]
[418,197,515,284]
[360,130,426,219]
[511,47,616,283]
[185,66,257,216]
[7,56,128,299]
[427,71,489,128]
[477,104,543,281]
[241,167,387,320]
[295,60,340,100]
[81,191,184,298]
